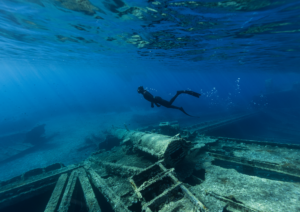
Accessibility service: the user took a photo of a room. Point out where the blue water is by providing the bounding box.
[0,0,300,181]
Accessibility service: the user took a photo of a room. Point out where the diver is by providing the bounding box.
[137,86,201,117]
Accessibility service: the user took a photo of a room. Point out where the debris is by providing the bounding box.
[108,128,191,167]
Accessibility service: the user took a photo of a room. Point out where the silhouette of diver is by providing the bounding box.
[137,86,201,117]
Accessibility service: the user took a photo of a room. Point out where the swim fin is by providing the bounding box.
[183,90,201,98]
[180,107,200,118]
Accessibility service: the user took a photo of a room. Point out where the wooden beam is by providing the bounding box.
[78,168,101,212]
[44,173,68,212]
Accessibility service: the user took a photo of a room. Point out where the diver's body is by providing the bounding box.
[137,86,201,117]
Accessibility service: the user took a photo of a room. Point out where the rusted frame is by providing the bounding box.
[158,163,207,212]
[141,183,182,212]
[131,169,175,200]
[87,168,130,212]
[128,160,166,197]
[130,161,207,212]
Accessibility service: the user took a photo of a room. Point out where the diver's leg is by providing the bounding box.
[181,90,201,98]
[170,90,201,105]
[169,91,185,105]
[168,105,194,117]
[168,105,181,110]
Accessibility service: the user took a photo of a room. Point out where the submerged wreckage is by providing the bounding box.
[0,112,300,212]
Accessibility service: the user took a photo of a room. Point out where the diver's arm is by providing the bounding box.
[155,103,161,107]
[142,91,155,108]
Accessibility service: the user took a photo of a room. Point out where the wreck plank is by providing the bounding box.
[44,173,68,212]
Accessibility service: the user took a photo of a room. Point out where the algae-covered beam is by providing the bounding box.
[217,137,300,150]
[0,164,79,200]
[108,129,191,167]
[207,191,262,212]
[93,160,143,177]
[180,185,207,212]
[209,152,300,178]
[58,170,78,212]
[78,168,101,212]
[44,173,68,212]
[87,168,130,212]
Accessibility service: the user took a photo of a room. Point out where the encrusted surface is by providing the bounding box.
[107,129,191,167]
[87,168,131,212]
[233,144,300,167]
[193,164,300,212]
[204,138,300,178]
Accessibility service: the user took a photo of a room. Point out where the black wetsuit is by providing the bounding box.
[140,90,200,117]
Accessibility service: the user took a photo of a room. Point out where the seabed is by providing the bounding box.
[0,112,300,212]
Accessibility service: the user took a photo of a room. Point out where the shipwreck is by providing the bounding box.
[0,112,300,212]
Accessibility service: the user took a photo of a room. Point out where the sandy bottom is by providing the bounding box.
[0,111,148,181]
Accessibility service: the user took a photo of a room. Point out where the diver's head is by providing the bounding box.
[137,86,144,94]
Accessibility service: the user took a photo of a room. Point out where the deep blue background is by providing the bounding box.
[1,59,299,135]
